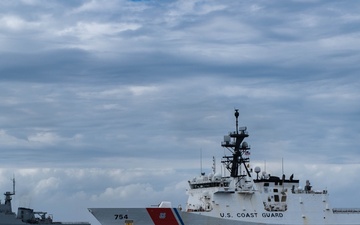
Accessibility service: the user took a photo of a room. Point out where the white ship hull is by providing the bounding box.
[88,207,360,225]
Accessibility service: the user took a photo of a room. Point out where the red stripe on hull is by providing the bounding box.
[146,208,179,225]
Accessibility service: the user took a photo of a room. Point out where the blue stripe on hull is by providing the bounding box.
[173,208,185,225]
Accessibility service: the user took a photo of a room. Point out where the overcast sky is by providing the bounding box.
[1,0,360,224]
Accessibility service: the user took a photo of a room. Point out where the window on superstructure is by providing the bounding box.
[273,189,278,193]
[274,195,279,202]
[281,195,287,202]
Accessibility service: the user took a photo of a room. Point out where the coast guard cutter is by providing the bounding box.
[88,110,360,225]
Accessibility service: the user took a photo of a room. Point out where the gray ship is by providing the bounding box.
[0,178,90,225]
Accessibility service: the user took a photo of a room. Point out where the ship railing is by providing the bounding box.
[332,208,360,214]
[58,222,90,224]
[295,189,327,194]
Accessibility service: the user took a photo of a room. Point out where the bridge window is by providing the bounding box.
[274,195,279,202]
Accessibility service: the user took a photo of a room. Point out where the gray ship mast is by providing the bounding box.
[3,177,15,213]
[221,109,251,178]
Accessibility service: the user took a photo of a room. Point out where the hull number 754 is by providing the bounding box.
[114,214,129,220]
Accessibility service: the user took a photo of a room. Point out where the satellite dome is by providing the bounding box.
[241,142,249,149]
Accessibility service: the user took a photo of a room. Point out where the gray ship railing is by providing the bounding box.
[59,222,90,224]
[333,208,360,214]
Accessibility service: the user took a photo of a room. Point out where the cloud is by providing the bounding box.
[56,21,141,44]
[0,1,360,225]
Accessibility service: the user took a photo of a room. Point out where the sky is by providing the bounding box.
[0,0,360,224]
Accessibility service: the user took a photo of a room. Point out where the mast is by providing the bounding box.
[221,109,251,178]
[4,177,15,212]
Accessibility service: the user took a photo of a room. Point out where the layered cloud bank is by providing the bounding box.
[0,1,360,225]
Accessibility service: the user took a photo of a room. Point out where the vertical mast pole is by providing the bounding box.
[235,109,239,134]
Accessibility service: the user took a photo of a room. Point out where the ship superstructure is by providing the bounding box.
[0,178,90,225]
[89,110,360,225]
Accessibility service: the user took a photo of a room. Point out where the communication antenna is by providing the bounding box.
[264,160,266,173]
[234,109,239,134]
[281,158,286,191]
[12,175,15,195]
[200,149,204,175]
[212,156,216,174]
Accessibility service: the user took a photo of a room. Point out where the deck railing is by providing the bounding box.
[333,208,360,214]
